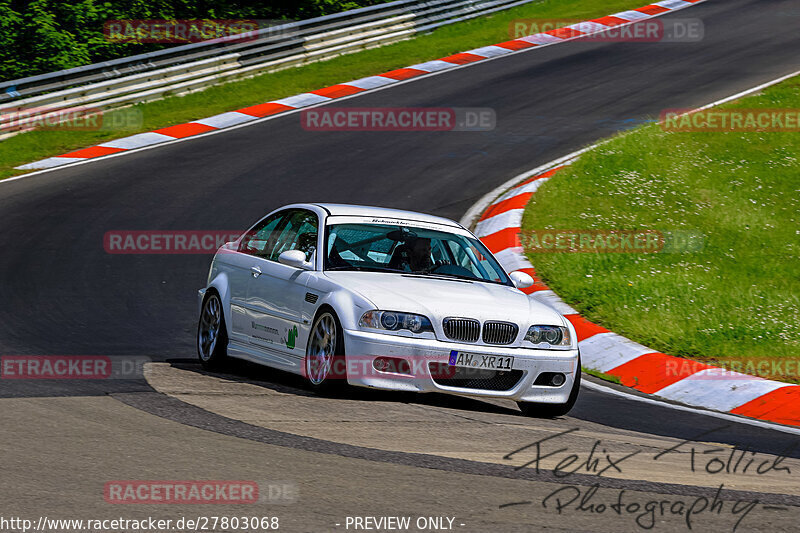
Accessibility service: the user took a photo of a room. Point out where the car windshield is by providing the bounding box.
[325,222,511,285]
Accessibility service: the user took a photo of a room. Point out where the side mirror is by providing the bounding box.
[278,249,314,270]
[509,270,534,289]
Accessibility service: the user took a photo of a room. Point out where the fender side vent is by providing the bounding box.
[305,292,319,304]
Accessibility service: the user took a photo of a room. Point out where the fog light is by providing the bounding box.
[373,357,411,375]
[550,373,566,387]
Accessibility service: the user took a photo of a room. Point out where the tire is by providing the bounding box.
[197,292,228,371]
[304,309,346,394]
[518,357,581,418]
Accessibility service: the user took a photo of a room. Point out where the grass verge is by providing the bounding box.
[0,0,648,181]
[522,75,800,383]
[582,367,622,385]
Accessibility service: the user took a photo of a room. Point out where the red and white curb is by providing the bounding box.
[472,162,800,428]
[16,0,704,171]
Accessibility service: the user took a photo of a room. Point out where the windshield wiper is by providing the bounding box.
[326,265,406,273]
[401,273,474,283]
[404,272,510,285]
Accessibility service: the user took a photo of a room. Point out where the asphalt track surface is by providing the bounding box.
[1,0,800,530]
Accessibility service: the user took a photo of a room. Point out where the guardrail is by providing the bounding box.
[0,0,534,137]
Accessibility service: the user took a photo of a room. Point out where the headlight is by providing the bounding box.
[524,325,572,349]
[359,310,434,334]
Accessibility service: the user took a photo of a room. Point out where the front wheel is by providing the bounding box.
[197,292,228,370]
[518,358,581,418]
[304,310,345,393]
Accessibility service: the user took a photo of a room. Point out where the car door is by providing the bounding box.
[230,210,289,344]
[246,209,319,358]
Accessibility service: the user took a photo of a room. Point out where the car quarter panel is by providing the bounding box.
[303,274,376,332]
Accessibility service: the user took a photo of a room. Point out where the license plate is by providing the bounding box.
[449,350,514,371]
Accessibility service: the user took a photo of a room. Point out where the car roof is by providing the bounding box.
[312,203,462,228]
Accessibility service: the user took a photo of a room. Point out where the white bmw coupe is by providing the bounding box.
[197,204,580,417]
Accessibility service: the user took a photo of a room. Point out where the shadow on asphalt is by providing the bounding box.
[164,357,522,417]
[161,357,800,460]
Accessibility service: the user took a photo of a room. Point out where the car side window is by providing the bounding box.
[268,210,319,262]
[239,212,286,256]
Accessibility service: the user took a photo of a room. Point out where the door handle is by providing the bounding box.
[250,266,262,278]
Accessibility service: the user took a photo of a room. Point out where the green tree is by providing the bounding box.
[1,0,391,82]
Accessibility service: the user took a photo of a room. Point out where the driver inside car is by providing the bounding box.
[389,237,433,272]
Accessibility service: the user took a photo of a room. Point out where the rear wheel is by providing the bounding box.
[518,358,581,418]
[197,292,228,370]
[304,310,345,393]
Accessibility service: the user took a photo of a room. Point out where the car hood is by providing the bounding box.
[324,271,565,326]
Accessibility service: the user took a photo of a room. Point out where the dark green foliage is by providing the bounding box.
[0,0,391,81]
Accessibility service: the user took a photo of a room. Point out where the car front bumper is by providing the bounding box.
[343,328,579,403]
